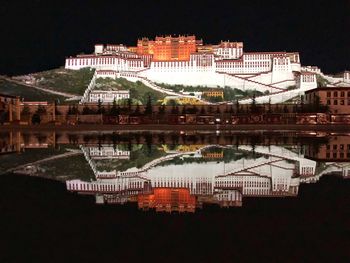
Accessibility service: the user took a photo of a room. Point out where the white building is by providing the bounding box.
[297,71,318,91]
[89,90,129,103]
[64,40,301,91]
[65,37,341,104]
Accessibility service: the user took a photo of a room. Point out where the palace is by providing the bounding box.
[65,35,327,103]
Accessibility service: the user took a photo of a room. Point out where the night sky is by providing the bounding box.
[1,0,349,75]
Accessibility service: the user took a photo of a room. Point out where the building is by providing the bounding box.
[202,89,224,98]
[213,41,243,59]
[305,135,350,161]
[65,35,304,96]
[304,87,350,114]
[89,90,129,103]
[136,35,200,61]
[0,93,21,123]
[138,188,196,213]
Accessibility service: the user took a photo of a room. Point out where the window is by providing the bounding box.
[341,91,345,97]
[347,144,350,150]
[341,100,345,105]
[348,91,350,97]
[340,152,344,159]
[327,100,331,105]
[326,145,331,150]
[326,153,330,158]
[334,91,338,97]
[327,92,331,97]
[333,144,338,150]
[340,144,344,150]
[333,152,337,158]
[334,100,338,105]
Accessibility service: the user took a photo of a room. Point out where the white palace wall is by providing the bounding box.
[64,43,303,99]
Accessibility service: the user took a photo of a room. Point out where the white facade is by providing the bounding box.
[297,71,317,91]
[88,146,130,160]
[65,42,301,90]
[64,41,316,104]
[213,42,243,59]
[89,90,129,103]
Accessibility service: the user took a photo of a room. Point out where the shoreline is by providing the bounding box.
[1,124,350,132]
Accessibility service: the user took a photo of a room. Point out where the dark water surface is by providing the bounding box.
[1,131,350,262]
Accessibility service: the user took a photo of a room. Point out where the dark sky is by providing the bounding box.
[1,0,349,75]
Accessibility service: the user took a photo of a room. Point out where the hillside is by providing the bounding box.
[11,67,165,104]
[95,77,166,105]
[32,67,95,96]
[0,78,67,102]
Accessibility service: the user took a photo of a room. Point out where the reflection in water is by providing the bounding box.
[1,131,350,213]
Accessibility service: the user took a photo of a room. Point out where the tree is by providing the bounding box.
[171,105,179,114]
[69,104,79,115]
[235,100,240,114]
[134,103,141,115]
[313,95,321,112]
[67,105,72,115]
[229,105,234,114]
[83,105,93,115]
[144,95,152,115]
[127,98,132,113]
[97,99,103,114]
[250,93,258,113]
[110,99,119,116]
[158,104,165,115]
[182,105,187,115]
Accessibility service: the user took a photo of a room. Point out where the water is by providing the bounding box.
[1,130,350,262]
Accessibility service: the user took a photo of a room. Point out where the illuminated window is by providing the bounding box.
[340,144,344,150]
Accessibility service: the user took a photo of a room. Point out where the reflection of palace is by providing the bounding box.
[2,131,349,212]
[66,142,346,212]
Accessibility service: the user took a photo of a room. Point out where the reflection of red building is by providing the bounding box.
[138,188,196,213]
[305,135,350,161]
[136,35,200,61]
